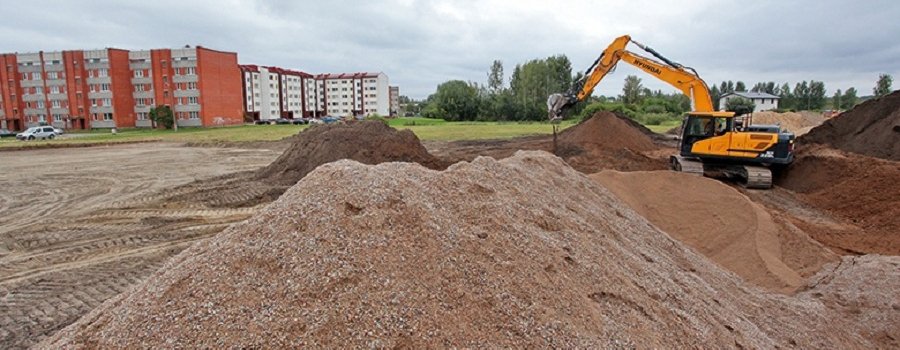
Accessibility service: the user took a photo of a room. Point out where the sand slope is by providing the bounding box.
[591,170,837,293]
[40,152,895,349]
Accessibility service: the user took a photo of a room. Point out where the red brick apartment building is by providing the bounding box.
[0,46,242,131]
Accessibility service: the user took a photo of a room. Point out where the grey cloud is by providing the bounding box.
[0,0,897,98]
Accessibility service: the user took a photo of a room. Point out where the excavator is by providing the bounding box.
[547,35,793,188]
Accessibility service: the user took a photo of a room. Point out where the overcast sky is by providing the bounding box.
[2,0,898,99]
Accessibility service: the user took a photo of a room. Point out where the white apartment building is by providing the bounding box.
[317,72,389,117]
[240,66,391,120]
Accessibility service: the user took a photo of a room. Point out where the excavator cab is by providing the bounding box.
[679,112,735,156]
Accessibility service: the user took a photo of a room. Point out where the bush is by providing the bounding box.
[581,102,637,120]
[638,113,673,125]
[641,104,667,114]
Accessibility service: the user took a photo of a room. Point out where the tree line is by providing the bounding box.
[412,54,894,121]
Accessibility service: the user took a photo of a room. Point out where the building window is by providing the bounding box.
[103,98,111,106]
[189,111,199,119]
[186,67,196,75]
[52,100,60,108]
[53,114,63,121]
[91,99,97,107]
[134,70,144,78]
[101,83,110,91]
[137,112,148,120]
[98,68,108,77]
[37,100,45,108]
[103,113,113,121]
[48,72,58,79]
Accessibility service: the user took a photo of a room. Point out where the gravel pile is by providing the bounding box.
[40,151,897,348]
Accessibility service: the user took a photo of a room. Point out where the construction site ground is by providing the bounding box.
[2,103,899,347]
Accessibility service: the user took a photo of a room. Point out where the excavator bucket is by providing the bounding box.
[547,93,572,121]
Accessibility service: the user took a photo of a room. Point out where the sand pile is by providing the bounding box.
[257,120,446,185]
[591,170,837,293]
[800,90,900,160]
[556,112,666,172]
[777,146,900,255]
[42,152,896,348]
[750,111,825,136]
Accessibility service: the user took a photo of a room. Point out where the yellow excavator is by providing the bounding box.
[548,35,794,188]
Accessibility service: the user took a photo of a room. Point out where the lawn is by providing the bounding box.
[644,120,681,134]
[0,119,578,149]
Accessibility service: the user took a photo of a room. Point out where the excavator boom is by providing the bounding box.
[548,35,714,120]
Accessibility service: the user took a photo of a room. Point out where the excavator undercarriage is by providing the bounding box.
[670,156,774,189]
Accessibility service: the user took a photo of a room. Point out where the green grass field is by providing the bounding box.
[0,118,580,149]
[644,120,680,134]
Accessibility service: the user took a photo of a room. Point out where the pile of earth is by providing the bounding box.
[776,145,900,255]
[42,152,897,349]
[800,90,900,160]
[750,111,825,136]
[556,111,668,172]
[258,120,447,185]
[591,170,838,293]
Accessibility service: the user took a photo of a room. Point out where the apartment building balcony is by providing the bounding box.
[133,90,154,99]
[131,76,152,85]
[129,62,151,70]
[172,59,197,68]
[50,107,68,114]
[84,62,110,70]
[88,91,113,99]
[45,79,66,86]
[176,118,202,127]
[136,119,153,128]
[89,106,114,114]
[86,76,111,85]
[17,65,41,73]
[20,79,44,88]
[173,104,201,113]
[172,74,197,83]
[22,94,44,102]
[47,93,68,100]
[173,89,199,98]
[134,105,152,113]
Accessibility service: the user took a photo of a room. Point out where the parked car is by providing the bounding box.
[291,118,309,125]
[53,127,64,135]
[0,129,15,138]
[16,126,58,140]
[321,116,339,124]
[274,118,292,125]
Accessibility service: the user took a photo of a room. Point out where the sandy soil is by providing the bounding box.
[0,143,279,349]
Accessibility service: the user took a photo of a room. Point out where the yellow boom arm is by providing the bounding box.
[548,35,715,120]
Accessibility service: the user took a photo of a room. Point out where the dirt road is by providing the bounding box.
[0,143,278,349]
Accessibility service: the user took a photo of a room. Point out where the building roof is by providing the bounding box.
[315,72,382,80]
[721,91,780,99]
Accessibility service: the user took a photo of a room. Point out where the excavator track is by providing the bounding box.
[741,165,773,189]
[670,155,704,176]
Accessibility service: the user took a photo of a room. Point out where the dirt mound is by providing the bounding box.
[800,90,900,160]
[42,152,896,349]
[257,120,446,185]
[555,112,666,172]
[776,146,900,254]
[591,170,837,293]
[751,111,825,136]
[558,112,657,152]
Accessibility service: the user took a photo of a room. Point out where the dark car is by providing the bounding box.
[0,129,15,138]
[275,118,292,125]
[291,118,308,125]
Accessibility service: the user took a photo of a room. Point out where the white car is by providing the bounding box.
[53,127,64,135]
[16,126,58,140]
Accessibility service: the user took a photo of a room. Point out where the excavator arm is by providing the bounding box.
[548,35,715,120]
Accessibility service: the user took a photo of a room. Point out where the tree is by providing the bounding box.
[725,96,755,116]
[809,80,826,110]
[832,89,842,110]
[622,75,644,105]
[874,73,893,97]
[149,105,174,129]
[710,84,721,110]
[431,80,480,121]
[508,55,575,120]
[794,81,810,110]
[779,82,794,110]
[735,81,747,92]
[487,60,504,93]
[841,87,858,109]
